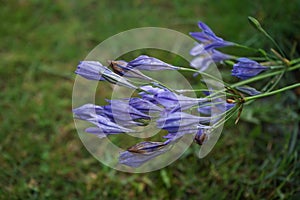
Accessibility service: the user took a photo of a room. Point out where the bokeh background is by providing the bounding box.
[1,0,300,199]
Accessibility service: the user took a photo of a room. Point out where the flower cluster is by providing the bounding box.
[73,18,300,168]
[74,53,240,167]
[189,21,270,80]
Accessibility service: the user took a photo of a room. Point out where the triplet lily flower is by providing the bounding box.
[73,103,104,120]
[154,90,205,110]
[109,60,153,80]
[75,61,107,81]
[128,98,163,113]
[190,44,232,72]
[139,85,205,111]
[198,100,235,116]
[76,61,137,89]
[72,18,298,169]
[82,115,135,136]
[107,98,163,114]
[190,21,234,51]
[157,112,211,133]
[236,85,262,96]
[103,101,151,121]
[232,58,268,80]
[119,141,172,168]
[127,55,180,71]
[138,85,167,104]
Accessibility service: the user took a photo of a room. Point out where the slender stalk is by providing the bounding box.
[178,67,228,86]
[245,83,300,101]
[234,44,262,52]
[290,58,300,65]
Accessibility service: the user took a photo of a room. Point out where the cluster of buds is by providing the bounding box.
[73,19,300,167]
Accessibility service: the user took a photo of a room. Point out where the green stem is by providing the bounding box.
[248,16,285,57]
[290,58,300,65]
[245,83,300,101]
[178,67,228,86]
[264,32,286,58]
[234,44,261,52]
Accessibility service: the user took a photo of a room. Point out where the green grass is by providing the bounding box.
[1,0,299,199]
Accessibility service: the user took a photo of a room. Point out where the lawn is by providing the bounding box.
[0,0,299,199]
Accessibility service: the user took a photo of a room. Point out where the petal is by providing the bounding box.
[236,85,262,96]
[119,141,172,168]
[128,55,179,71]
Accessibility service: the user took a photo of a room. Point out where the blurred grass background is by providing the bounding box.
[1,0,299,199]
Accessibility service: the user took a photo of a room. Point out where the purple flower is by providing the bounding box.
[128,98,163,113]
[73,104,134,130]
[75,61,137,89]
[236,85,261,96]
[119,141,172,168]
[127,55,180,71]
[157,112,211,133]
[198,101,235,116]
[84,116,134,134]
[73,104,104,120]
[109,60,153,80]
[139,86,205,111]
[190,46,232,72]
[103,100,151,122]
[73,103,143,129]
[154,90,206,111]
[163,128,199,143]
[232,58,268,80]
[75,61,107,81]
[138,85,167,103]
[190,21,234,51]
[75,110,135,137]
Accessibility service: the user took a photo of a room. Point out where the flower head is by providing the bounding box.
[154,89,204,111]
[75,61,107,81]
[127,55,180,71]
[128,97,163,113]
[236,85,261,96]
[103,100,151,122]
[198,100,235,116]
[232,58,268,80]
[109,60,152,80]
[190,21,234,51]
[157,112,211,133]
[119,141,172,168]
[76,61,137,89]
[139,85,205,112]
[75,109,135,137]
[190,44,232,72]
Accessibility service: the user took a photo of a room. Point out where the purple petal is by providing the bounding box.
[109,60,153,80]
[73,104,104,120]
[127,55,180,71]
[190,44,205,56]
[119,141,172,168]
[129,98,163,113]
[236,85,262,96]
[190,21,234,51]
[75,61,106,81]
[157,112,211,133]
[232,58,268,80]
[154,90,205,110]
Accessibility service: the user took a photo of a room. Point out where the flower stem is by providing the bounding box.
[244,83,300,101]
[178,67,229,86]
